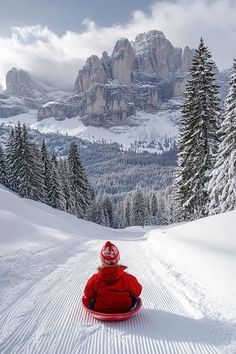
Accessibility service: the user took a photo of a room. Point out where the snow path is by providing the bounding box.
[0,237,226,354]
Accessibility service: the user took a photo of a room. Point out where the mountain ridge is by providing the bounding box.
[0,30,230,150]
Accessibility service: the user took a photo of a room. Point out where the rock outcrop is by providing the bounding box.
[38,85,135,127]
[111,38,135,84]
[75,55,107,93]
[38,30,194,126]
[181,46,194,73]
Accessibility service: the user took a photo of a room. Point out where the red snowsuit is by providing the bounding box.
[84,265,142,313]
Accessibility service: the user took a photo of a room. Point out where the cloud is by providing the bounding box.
[0,0,235,89]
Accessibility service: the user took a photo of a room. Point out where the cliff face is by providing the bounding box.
[38,30,194,127]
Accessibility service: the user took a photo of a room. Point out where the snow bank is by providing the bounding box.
[0,184,144,311]
[147,211,236,321]
[0,184,138,254]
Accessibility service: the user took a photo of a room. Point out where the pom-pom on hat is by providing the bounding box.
[100,241,120,265]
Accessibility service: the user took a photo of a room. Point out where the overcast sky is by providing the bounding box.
[0,0,235,89]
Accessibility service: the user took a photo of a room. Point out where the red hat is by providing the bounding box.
[100,241,120,265]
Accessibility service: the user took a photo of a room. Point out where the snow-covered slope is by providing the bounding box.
[0,103,179,153]
[147,214,236,321]
[0,185,236,353]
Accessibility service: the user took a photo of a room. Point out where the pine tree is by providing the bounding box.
[157,195,167,225]
[0,144,6,186]
[41,140,53,204]
[165,186,175,223]
[6,123,23,193]
[18,124,45,201]
[85,186,96,222]
[48,154,66,210]
[174,38,220,220]
[103,196,114,227]
[131,188,146,226]
[95,196,106,225]
[150,192,158,223]
[58,158,76,214]
[143,191,151,226]
[4,128,14,189]
[68,142,90,218]
[208,59,236,214]
[124,196,132,226]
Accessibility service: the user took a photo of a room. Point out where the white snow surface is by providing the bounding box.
[0,184,236,353]
[0,107,178,153]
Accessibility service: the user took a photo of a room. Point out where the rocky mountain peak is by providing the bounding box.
[134,30,167,52]
[5,68,39,98]
[111,38,134,83]
[74,55,107,93]
[101,51,110,61]
[133,30,183,79]
[112,38,133,56]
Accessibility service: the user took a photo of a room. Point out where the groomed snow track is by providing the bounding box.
[0,238,222,354]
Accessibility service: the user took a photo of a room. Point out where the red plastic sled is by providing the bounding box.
[82,296,142,322]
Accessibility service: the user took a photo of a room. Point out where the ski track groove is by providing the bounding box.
[0,240,221,354]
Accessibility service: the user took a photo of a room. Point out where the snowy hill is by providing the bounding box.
[0,102,179,153]
[0,185,236,353]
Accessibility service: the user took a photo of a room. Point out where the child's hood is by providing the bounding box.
[97,265,127,281]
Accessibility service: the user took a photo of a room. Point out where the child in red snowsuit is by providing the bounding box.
[84,241,142,313]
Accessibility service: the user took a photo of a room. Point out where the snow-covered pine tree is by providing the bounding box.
[157,194,167,225]
[131,188,146,226]
[85,186,96,222]
[143,190,151,226]
[41,140,53,204]
[95,196,106,226]
[123,196,132,226]
[48,154,66,210]
[174,38,220,220]
[103,203,110,226]
[18,124,46,201]
[0,144,6,186]
[208,59,236,214]
[4,128,14,189]
[103,196,114,227]
[6,123,23,193]
[164,186,175,224]
[150,192,158,224]
[68,142,90,218]
[113,201,123,229]
[58,158,76,214]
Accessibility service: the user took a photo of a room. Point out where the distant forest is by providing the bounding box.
[0,124,177,228]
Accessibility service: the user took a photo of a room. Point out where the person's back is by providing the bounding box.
[84,241,142,313]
